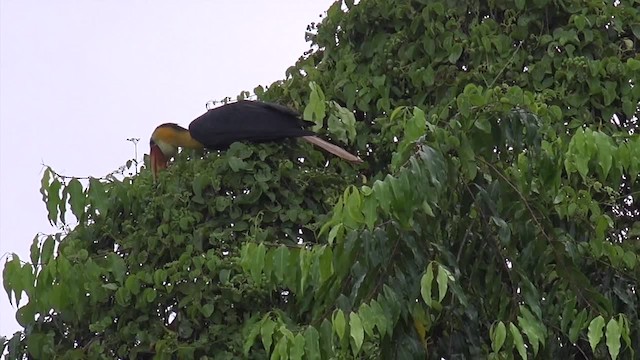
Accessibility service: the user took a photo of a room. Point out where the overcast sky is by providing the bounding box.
[0,0,336,338]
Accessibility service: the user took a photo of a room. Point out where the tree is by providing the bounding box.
[3,0,639,358]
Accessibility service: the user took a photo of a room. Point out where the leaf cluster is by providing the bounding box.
[4,0,640,359]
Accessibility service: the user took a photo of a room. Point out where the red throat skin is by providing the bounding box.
[150,144,168,182]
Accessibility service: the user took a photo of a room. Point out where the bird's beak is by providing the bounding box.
[150,144,168,182]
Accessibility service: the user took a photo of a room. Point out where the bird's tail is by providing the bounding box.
[301,136,364,164]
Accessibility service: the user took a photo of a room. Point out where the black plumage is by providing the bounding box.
[189,101,316,149]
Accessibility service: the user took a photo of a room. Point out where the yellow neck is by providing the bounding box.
[174,129,204,149]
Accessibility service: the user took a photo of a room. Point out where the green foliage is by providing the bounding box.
[3,0,640,359]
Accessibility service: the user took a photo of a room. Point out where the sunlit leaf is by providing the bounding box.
[420,263,435,307]
[290,333,305,360]
[261,318,277,353]
[491,321,506,353]
[588,315,605,351]
[332,309,346,341]
[349,312,364,355]
[303,326,321,360]
[436,264,449,302]
[605,318,621,360]
[510,323,527,360]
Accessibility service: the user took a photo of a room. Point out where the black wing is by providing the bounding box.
[188,100,315,149]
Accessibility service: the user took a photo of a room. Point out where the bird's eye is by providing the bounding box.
[150,138,156,147]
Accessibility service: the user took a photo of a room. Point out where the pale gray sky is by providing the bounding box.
[0,0,336,338]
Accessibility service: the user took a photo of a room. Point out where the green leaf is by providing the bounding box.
[201,303,214,317]
[17,264,34,301]
[318,246,334,282]
[492,321,507,353]
[370,299,388,337]
[327,114,347,144]
[327,223,344,245]
[436,265,449,302]
[290,333,305,360]
[372,179,391,214]
[569,309,588,343]
[25,331,53,359]
[87,178,108,215]
[250,243,266,283]
[261,318,276,353]
[330,102,358,143]
[349,312,364,355]
[319,319,335,358]
[632,25,640,40]
[560,298,577,332]
[622,251,636,269]
[594,133,613,180]
[515,0,525,10]
[574,15,586,31]
[602,81,617,106]
[588,315,605,351]
[273,335,288,360]
[344,186,364,224]
[218,269,230,284]
[58,183,68,224]
[420,263,434,306]
[457,95,471,118]
[616,315,634,359]
[357,304,376,337]
[422,65,435,86]
[448,44,463,63]
[332,309,346,341]
[390,106,407,121]
[3,255,20,305]
[273,246,288,283]
[67,178,85,221]
[605,318,621,360]
[510,323,527,360]
[144,288,156,302]
[304,82,327,130]
[549,105,563,121]
[177,346,195,359]
[192,174,207,202]
[40,236,55,265]
[228,156,246,172]
[362,196,377,230]
[46,179,62,225]
[29,236,40,265]
[299,249,311,293]
[474,117,491,133]
[108,254,127,284]
[303,326,321,360]
[77,249,88,262]
[124,275,140,295]
[627,58,640,71]
[517,306,543,355]
[102,283,118,291]
[40,167,51,203]
[405,107,426,141]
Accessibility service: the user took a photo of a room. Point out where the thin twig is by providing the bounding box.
[488,41,523,88]
[477,157,552,243]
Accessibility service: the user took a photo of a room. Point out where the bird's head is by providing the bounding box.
[149,123,185,181]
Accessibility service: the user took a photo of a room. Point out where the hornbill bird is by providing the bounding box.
[149,100,363,180]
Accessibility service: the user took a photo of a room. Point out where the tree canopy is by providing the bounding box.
[3,0,639,359]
